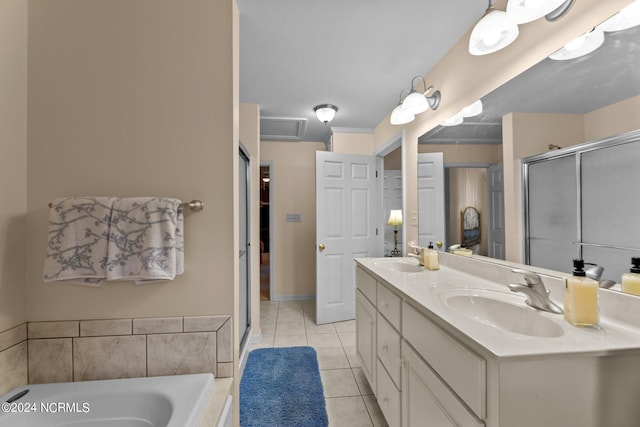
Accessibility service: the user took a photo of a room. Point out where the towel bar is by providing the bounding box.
[48,199,205,212]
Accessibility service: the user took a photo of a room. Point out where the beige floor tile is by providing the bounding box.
[344,346,362,368]
[305,321,336,334]
[320,368,360,398]
[249,335,274,350]
[260,322,276,336]
[362,394,389,427]
[307,333,343,349]
[325,396,373,427]
[278,301,303,311]
[352,367,374,395]
[315,347,350,370]
[273,334,307,347]
[275,321,306,336]
[334,319,356,333]
[277,309,304,323]
[338,332,356,348]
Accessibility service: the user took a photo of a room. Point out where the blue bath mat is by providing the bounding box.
[240,346,328,427]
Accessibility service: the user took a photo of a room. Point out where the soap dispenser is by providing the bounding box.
[622,257,640,296]
[423,242,439,271]
[564,259,599,326]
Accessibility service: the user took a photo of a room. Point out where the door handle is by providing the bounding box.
[319,244,325,251]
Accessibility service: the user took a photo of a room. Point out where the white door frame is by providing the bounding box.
[373,130,405,256]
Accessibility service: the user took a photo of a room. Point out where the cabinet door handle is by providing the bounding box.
[380,300,388,309]
[382,343,389,352]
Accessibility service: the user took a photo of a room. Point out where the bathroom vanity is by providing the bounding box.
[355,253,640,427]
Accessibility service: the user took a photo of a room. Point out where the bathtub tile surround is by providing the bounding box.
[0,324,28,395]
[28,338,73,384]
[0,314,233,390]
[74,335,147,381]
[148,332,217,377]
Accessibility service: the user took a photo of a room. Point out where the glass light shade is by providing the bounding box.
[314,105,337,123]
[549,28,605,60]
[390,104,415,125]
[460,100,483,117]
[441,112,464,126]
[402,91,430,115]
[387,210,403,226]
[506,0,567,24]
[469,10,519,56]
[598,1,640,32]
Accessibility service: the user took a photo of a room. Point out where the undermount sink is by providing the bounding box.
[440,289,565,338]
[372,258,423,273]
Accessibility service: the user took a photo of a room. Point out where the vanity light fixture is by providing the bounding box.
[390,90,415,125]
[389,80,441,125]
[469,0,575,55]
[469,8,519,56]
[507,0,568,24]
[549,27,605,60]
[460,99,483,118]
[441,112,464,127]
[598,0,640,32]
[313,104,338,124]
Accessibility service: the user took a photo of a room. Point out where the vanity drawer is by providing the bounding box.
[402,302,486,419]
[377,312,401,389]
[377,281,401,329]
[377,359,401,427]
[402,341,484,427]
[356,266,377,305]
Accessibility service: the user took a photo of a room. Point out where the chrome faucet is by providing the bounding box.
[406,243,424,265]
[508,268,563,314]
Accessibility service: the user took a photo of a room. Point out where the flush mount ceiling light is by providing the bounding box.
[549,27,605,60]
[506,0,568,24]
[313,104,338,124]
[598,0,640,32]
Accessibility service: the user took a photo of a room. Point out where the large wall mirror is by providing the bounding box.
[418,20,640,291]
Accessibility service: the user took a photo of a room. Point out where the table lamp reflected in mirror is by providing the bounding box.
[387,210,403,257]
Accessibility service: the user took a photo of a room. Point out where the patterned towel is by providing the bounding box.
[106,197,184,283]
[43,197,116,286]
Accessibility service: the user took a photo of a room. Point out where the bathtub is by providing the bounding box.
[0,373,215,427]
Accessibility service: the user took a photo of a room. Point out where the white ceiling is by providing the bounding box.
[236,0,487,142]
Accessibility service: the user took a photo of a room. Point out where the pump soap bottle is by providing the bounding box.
[622,257,640,296]
[564,259,599,326]
[423,242,439,271]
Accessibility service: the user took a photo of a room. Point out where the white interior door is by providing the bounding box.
[383,170,403,256]
[417,153,445,248]
[316,151,379,325]
[487,163,506,259]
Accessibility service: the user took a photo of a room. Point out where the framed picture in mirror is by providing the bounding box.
[462,206,480,247]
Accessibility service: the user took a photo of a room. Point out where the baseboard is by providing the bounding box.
[270,294,315,302]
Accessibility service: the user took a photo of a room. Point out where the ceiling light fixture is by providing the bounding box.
[598,0,640,32]
[313,104,338,124]
[549,27,604,60]
[441,112,464,127]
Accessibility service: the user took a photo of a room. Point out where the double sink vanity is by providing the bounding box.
[355,253,640,427]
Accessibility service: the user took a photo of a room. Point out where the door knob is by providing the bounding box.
[319,244,325,251]
[436,241,443,248]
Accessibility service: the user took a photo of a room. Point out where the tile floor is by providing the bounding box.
[246,300,388,427]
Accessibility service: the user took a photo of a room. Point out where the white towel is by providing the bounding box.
[43,197,116,286]
[106,197,184,283]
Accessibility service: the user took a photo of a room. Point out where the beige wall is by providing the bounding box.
[448,168,488,256]
[260,141,326,299]
[26,0,238,324]
[332,131,374,155]
[0,0,28,332]
[585,94,640,141]
[418,143,502,165]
